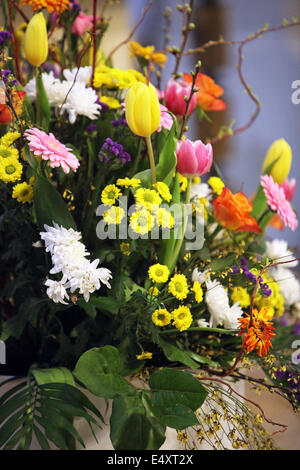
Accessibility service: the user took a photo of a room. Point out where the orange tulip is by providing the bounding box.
[184,72,226,111]
[0,90,26,124]
[213,188,261,233]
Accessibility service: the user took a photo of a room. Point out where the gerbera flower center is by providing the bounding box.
[46,137,62,151]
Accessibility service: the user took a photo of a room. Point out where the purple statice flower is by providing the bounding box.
[232,264,239,274]
[292,322,300,335]
[99,137,131,164]
[98,100,109,112]
[86,124,98,133]
[233,256,272,297]
[111,118,128,127]
[0,69,12,84]
[70,0,82,10]
[0,31,11,46]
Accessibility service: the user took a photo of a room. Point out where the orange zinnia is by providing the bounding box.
[238,307,276,357]
[213,188,261,233]
[184,72,226,111]
[20,0,70,14]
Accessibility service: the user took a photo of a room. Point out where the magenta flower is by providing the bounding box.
[261,174,298,231]
[25,128,80,174]
[176,138,213,178]
[71,12,94,36]
[280,178,296,202]
[164,79,197,116]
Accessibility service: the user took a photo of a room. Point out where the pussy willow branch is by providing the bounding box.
[8,0,23,85]
[91,0,98,89]
[11,0,29,22]
[179,61,200,139]
[199,376,288,435]
[173,0,194,76]
[107,0,154,61]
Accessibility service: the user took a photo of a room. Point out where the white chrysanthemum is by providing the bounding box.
[25,72,58,102]
[265,239,298,268]
[192,268,210,285]
[45,279,69,304]
[63,66,92,85]
[190,183,211,201]
[270,267,300,306]
[40,223,112,304]
[223,303,243,330]
[205,279,230,328]
[61,82,101,124]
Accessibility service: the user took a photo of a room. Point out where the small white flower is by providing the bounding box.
[192,268,210,284]
[270,267,300,306]
[32,241,43,248]
[190,182,211,201]
[45,279,69,304]
[265,239,298,268]
[63,66,92,85]
[197,318,209,328]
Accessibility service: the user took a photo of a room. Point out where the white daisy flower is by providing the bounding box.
[63,66,92,85]
[265,239,298,268]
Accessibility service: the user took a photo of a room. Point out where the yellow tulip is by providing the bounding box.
[262,138,292,184]
[125,82,161,137]
[24,13,48,67]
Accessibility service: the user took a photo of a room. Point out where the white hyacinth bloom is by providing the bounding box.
[265,239,298,268]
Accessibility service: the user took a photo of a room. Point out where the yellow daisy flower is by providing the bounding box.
[136,352,153,360]
[12,181,34,203]
[158,207,174,229]
[178,172,188,192]
[103,206,125,225]
[172,305,193,332]
[0,131,21,147]
[153,181,172,202]
[135,187,162,208]
[0,145,19,160]
[120,242,131,256]
[208,176,225,196]
[148,286,159,296]
[152,308,172,327]
[100,96,121,109]
[129,207,154,235]
[168,273,189,300]
[101,184,121,205]
[148,263,170,283]
[0,157,22,183]
[231,286,250,308]
[117,177,141,188]
[192,281,203,303]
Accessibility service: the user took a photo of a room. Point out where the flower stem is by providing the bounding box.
[145,135,156,184]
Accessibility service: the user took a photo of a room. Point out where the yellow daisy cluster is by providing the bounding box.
[192,281,203,303]
[148,263,170,283]
[12,182,34,204]
[231,286,251,308]
[208,176,225,196]
[93,64,146,89]
[0,131,23,185]
[254,273,285,317]
[152,305,193,332]
[129,41,167,67]
[120,241,131,256]
[168,273,189,301]
[178,172,188,192]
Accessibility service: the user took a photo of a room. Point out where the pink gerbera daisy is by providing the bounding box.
[260,174,298,231]
[24,128,80,174]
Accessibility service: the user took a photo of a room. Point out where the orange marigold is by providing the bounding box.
[238,307,276,357]
[21,0,70,14]
[184,72,226,111]
[213,187,262,233]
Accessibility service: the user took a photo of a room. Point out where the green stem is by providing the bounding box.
[145,135,156,184]
[169,178,192,271]
[160,327,238,335]
[130,137,143,177]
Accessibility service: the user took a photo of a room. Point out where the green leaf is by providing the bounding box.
[33,424,51,450]
[77,298,97,319]
[210,254,236,272]
[74,346,130,398]
[32,367,75,386]
[145,400,199,429]
[36,72,51,131]
[33,172,77,230]
[149,368,208,411]
[91,296,121,315]
[159,337,199,369]
[110,394,166,450]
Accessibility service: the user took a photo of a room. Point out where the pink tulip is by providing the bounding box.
[280,178,296,201]
[164,79,197,116]
[71,12,94,36]
[176,138,213,178]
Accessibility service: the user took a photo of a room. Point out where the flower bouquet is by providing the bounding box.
[0,0,300,451]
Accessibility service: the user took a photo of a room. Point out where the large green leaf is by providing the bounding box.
[144,399,199,429]
[149,368,208,411]
[74,346,130,398]
[33,172,77,229]
[32,367,75,386]
[159,337,199,369]
[110,394,166,450]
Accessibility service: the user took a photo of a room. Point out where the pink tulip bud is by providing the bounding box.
[71,12,94,36]
[280,178,296,201]
[176,138,213,178]
[164,79,197,116]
